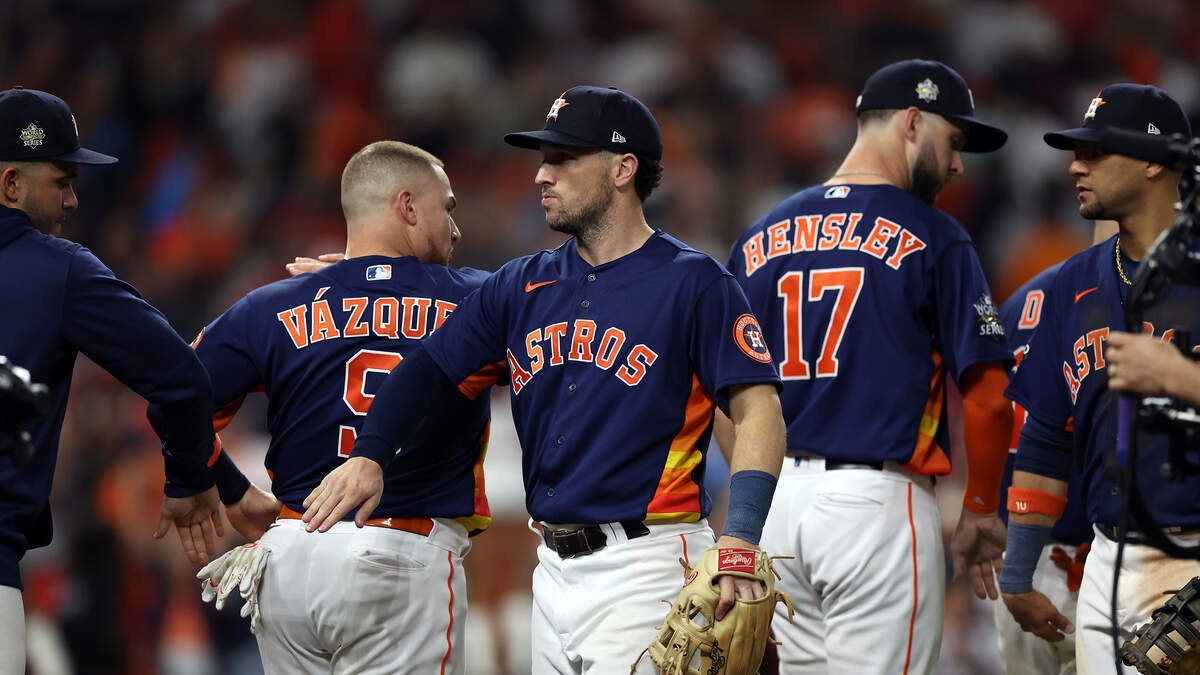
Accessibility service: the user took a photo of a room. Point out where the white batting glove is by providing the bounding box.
[197,542,270,633]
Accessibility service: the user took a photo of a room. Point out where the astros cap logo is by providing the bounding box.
[546,91,570,120]
[1083,92,1106,121]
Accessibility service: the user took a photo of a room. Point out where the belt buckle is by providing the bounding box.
[544,526,587,559]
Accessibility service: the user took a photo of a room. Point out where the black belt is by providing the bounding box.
[1096,523,1200,544]
[541,521,651,559]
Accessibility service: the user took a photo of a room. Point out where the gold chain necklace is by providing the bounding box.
[1115,237,1133,286]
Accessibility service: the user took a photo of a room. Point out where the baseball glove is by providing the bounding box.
[1121,576,1200,674]
[197,542,270,634]
[635,547,793,675]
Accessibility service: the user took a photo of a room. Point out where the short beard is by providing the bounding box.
[907,141,944,205]
[1080,199,1108,220]
[547,183,614,242]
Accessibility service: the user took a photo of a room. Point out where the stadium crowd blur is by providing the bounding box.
[3,0,1198,673]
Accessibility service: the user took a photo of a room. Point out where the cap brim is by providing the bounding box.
[947,115,1008,153]
[53,146,118,165]
[504,128,602,151]
[1043,128,1100,150]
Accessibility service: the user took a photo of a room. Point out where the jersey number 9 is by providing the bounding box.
[338,349,403,457]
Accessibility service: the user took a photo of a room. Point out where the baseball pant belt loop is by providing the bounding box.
[1095,522,1200,545]
[276,504,434,537]
[786,449,884,471]
[540,521,651,559]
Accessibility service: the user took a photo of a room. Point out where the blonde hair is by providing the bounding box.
[340,141,444,223]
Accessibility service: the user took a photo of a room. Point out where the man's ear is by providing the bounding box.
[901,107,922,143]
[391,188,417,225]
[613,153,638,189]
[1144,162,1166,180]
[0,166,22,204]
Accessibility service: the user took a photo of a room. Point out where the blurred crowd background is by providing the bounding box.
[4,0,1198,673]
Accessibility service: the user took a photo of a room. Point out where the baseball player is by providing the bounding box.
[0,87,221,675]
[723,60,1014,673]
[302,86,788,674]
[162,141,494,673]
[1000,83,1200,674]
[990,220,1117,675]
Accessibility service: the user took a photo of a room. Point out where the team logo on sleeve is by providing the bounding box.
[733,314,772,363]
[973,294,1005,341]
[366,265,392,281]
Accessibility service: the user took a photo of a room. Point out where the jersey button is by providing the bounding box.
[547,488,555,497]
[587,273,596,282]
[581,300,591,308]
[568,382,576,392]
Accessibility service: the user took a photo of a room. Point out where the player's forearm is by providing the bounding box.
[721,384,786,545]
[713,410,736,466]
[351,346,460,469]
[960,362,1013,513]
[725,384,786,477]
[1009,470,1068,527]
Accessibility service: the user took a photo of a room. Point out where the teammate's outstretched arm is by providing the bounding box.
[949,361,1013,600]
[302,346,464,531]
[711,382,786,620]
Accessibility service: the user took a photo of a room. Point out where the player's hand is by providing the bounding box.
[154,486,225,565]
[300,457,384,532]
[1106,331,1182,397]
[950,508,1006,600]
[226,484,282,541]
[711,535,767,621]
[285,252,344,276]
[1002,589,1074,642]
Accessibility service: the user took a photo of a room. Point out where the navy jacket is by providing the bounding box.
[0,205,215,589]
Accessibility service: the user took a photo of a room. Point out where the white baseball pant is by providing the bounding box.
[254,516,470,674]
[760,456,944,674]
[0,584,23,675]
[529,519,715,674]
[1075,525,1200,675]
[992,543,1083,675]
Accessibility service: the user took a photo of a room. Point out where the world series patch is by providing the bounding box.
[733,314,772,363]
[974,294,1005,341]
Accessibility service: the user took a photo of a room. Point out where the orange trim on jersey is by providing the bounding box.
[680,534,690,565]
[903,483,917,675]
[644,376,713,522]
[456,360,506,400]
[1009,402,1026,451]
[456,421,493,535]
[440,551,455,675]
[904,349,950,475]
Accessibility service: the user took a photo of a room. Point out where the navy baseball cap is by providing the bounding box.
[1044,83,1191,151]
[0,87,117,164]
[504,86,663,162]
[856,59,1007,153]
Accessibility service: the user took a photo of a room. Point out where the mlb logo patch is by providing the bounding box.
[825,185,851,199]
[366,265,392,281]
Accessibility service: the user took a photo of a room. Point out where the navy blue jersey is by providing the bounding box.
[0,206,214,589]
[192,256,494,532]
[1007,236,1200,528]
[423,231,781,525]
[997,264,1092,546]
[727,184,1012,473]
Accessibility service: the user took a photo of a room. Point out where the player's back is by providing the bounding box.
[729,184,1007,470]
[198,255,494,529]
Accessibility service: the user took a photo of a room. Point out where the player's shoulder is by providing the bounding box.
[1002,261,1066,311]
[651,231,732,278]
[1044,235,1115,296]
